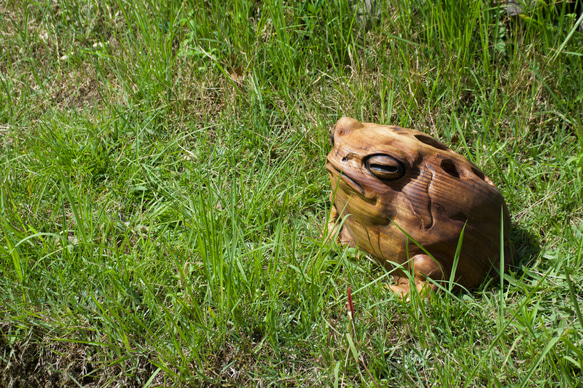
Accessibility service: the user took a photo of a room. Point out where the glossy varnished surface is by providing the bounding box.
[327,117,514,295]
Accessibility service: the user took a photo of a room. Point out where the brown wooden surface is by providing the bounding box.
[327,117,514,295]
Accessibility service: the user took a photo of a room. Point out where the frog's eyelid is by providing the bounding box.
[365,154,405,180]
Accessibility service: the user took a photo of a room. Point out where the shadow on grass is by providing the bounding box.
[510,224,542,276]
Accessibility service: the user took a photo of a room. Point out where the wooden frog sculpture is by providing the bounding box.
[326,117,514,296]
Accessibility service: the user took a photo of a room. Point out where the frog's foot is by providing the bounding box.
[389,254,443,299]
[389,279,436,299]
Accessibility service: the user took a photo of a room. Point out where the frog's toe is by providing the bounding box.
[389,276,436,299]
[389,276,412,297]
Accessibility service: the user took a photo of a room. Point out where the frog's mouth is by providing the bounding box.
[326,159,365,196]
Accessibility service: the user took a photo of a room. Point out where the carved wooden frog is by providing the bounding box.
[326,117,514,296]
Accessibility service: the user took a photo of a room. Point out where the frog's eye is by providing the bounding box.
[365,155,405,180]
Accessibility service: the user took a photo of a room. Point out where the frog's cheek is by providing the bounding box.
[400,168,433,229]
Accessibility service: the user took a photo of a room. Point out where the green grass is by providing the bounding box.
[1,0,583,386]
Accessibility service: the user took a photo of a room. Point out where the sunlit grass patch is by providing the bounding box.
[1,0,582,386]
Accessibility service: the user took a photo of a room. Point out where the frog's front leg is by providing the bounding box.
[328,199,356,247]
[390,253,444,297]
[327,197,341,236]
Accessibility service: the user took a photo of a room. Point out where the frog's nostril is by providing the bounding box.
[440,159,460,178]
